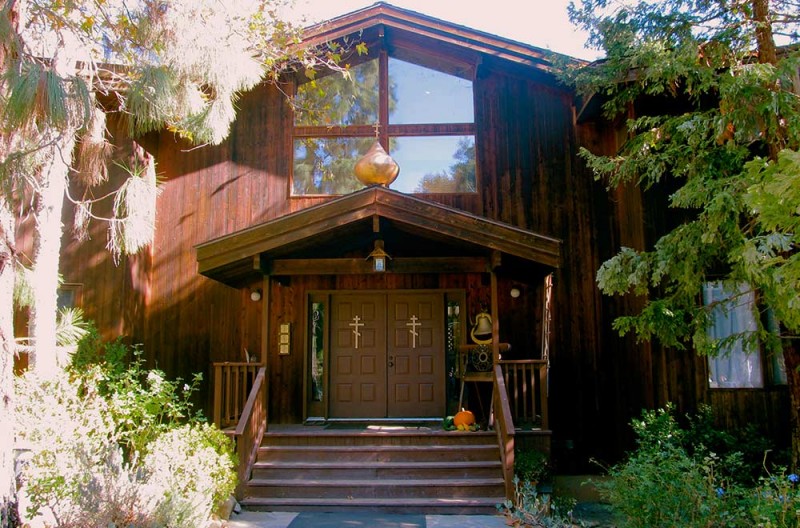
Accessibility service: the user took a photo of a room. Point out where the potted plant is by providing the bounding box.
[514,448,552,491]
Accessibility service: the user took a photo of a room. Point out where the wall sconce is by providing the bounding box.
[366,239,391,272]
[510,288,521,299]
[250,289,262,302]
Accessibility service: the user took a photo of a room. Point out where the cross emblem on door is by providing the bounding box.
[407,315,421,349]
[349,315,364,349]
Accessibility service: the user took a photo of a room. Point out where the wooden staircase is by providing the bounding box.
[239,424,506,514]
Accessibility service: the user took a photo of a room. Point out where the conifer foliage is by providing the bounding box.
[566,0,800,463]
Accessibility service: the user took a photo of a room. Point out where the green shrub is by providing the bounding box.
[498,477,577,527]
[16,334,234,528]
[101,349,203,457]
[599,405,799,528]
[515,449,552,484]
[144,423,237,521]
[70,332,203,457]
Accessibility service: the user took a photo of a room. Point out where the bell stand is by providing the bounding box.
[457,343,512,422]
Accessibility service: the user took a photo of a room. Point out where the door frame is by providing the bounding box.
[303,288,466,422]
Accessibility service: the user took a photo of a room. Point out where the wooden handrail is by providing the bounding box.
[493,364,516,500]
[212,362,264,428]
[231,367,267,500]
[498,359,548,430]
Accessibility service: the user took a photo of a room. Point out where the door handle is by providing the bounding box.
[388,355,394,368]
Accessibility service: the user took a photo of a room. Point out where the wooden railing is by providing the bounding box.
[212,362,264,428]
[231,367,267,500]
[492,364,516,500]
[498,359,548,430]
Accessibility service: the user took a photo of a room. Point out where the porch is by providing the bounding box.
[211,357,551,512]
[197,187,560,510]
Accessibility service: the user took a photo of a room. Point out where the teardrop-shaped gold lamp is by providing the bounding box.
[354,141,400,187]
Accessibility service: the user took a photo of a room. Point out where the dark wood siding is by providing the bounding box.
[52,45,788,469]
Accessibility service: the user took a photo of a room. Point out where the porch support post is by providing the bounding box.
[490,250,501,363]
[260,274,271,429]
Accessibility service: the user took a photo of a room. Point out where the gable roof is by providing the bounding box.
[301,2,584,79]
[196,187,561,286]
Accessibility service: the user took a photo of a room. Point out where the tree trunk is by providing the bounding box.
[750,0,799,470]
[752,0,778,66]
[0,198,20,527]
[28,134,75,378]
[1,3,23,524]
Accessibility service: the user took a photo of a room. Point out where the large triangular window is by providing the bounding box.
[291,50,476,196]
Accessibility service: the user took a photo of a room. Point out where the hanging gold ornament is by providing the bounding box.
[354,140,400,187]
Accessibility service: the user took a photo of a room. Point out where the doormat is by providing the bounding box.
[324,423,439,431]
[287,512,425,527]
[324,423,367,430]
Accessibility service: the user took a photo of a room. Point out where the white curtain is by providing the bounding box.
[704,282,763,388]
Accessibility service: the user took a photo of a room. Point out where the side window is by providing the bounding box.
[703,282,763,388]
[292,52,476,196]
[57,284,82,310]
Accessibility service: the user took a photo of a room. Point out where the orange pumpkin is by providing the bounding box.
[453,409,476,427]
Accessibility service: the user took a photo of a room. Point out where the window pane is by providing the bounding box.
[292,137,372,195]
[294,60,379,126]
[311,302,325,402]
[704,282,763,388]
[389,58,474,124]
[390,136,476,193]
[56,289,76,310]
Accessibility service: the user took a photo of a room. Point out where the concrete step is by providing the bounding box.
[251,460,502,480]
[239,496,502,515]
[245,477,506,499]
[257,443,500,463]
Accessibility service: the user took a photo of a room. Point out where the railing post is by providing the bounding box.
[493,364,516,500]
[213,363,222,427]
[539,361,549,430]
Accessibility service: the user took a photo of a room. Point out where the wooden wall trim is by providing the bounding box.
[266,256,491,275]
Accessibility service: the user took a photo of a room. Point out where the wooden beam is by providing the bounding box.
[266,256,490,276]
[491,269,500,363]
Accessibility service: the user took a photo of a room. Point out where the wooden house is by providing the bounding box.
[34,1,789,512]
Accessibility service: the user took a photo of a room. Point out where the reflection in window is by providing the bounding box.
[293,137,371,195]
[393,136,476,193]
[311,302,324,402]
[292,53,476,196]
[294,61,379,126]
[704,282,763,388]
[388,58,473,124]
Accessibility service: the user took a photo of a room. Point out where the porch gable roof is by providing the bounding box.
[195,186,561,286]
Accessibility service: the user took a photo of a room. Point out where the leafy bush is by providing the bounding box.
[101,350,203,457]
[599,405,799,528]
[15,370,117,526]
[16,333,234,528]
[70,334,203,456]
[144,423,237,521]
[498,477,577,528]
[515,449,552,484]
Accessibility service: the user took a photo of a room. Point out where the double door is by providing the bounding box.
[329,292,445,418]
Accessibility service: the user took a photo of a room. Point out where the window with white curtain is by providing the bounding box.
[704,282,763,389]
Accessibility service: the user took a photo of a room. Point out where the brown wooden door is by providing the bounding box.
[328,292,445,418]
[330,294,387,418]
[387,293,445,417]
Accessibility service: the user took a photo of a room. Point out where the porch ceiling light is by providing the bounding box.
[367,239,391,272]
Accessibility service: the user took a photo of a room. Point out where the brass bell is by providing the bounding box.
[470,310,493,345]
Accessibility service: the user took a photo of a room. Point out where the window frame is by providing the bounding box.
[290,48,478,197]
